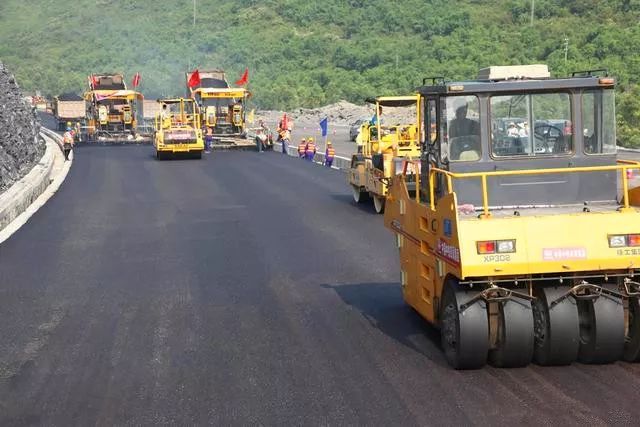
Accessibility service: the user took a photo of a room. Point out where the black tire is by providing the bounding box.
[373,195,385,214]
[489,299,535,368]
[440,280,489,369]
[193,151,202,159]
[577,286,624,364]
[533,286,580,366]
[351,185,369,203]
[624,297,640,361]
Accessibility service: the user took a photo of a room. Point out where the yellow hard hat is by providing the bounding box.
[327,141,332,145]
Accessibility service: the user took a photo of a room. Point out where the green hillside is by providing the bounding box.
[1,0,640,145]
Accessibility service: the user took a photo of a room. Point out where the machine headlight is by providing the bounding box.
[608,234,640,248]
[497,240,516,253]
[609,235,627,247]
[476,239,516,254]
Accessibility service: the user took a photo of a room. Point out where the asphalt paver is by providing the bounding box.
[1,146,640,425]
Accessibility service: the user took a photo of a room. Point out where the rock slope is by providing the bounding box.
[0,61,44,192]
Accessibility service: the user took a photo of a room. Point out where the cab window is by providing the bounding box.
[490,93,573,157]
[441,96,481,162]
[583,89,616,154]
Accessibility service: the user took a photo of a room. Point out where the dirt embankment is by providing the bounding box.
[257,100,415,127]
[0,62,44,192]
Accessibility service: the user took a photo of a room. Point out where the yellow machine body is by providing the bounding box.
[191,87,250,136]
[84,89,144,142]
[348,95,422,213]
[382,66,640,369]
[385,162,640,324]
[154,98,204,159]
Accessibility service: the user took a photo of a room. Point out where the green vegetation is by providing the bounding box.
[1,0,640,146]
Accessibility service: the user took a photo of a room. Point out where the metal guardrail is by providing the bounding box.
[428,160,640,216]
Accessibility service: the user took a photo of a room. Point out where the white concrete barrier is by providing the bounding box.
[0,129,70,243]
[274,141,351,170]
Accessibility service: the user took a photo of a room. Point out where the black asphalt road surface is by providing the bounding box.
[2,146,640,425]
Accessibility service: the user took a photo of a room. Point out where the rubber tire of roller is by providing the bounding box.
[489,299,535,368]
[441,282,489,369]
[533,286,580,366]
[373,195,385,214]
[624,297,640,362]
[577,287,624,364]
[352,185,368,203]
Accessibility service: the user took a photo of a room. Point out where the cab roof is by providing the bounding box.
[84,89,143,100]
[417,76,615,96]
[365,95,419,107]
[158,98,195,104]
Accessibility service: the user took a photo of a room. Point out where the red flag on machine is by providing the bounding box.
[187,69,201,88]
[132,72,141,88]
[90,74,99,89]
[235,68,249,86]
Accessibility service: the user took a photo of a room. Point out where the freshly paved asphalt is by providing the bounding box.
[2,143,640,425]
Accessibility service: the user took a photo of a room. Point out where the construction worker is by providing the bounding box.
[279,129,290,154]
[160,104,171,128]
[305,137,316,162]
[324,141,336,167]
[62,125,74,161]
[255,122,271,153]
[281,130,289,154]
[74,122,82,142]
[298,138,307,158]
[204,127,213,153]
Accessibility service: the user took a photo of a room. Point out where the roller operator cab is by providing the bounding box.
[383,65,640,369]
[154,98,204,160]
[348,95,422,213]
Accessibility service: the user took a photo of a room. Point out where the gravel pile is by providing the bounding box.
[258,100,416,127]
[0,61,44,192]
[290,100,371,124]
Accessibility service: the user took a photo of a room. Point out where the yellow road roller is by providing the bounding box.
[384,65,640,369]
[154,98,204,159]
[348,95,421,213]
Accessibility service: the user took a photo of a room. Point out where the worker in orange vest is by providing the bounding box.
[305,138,316,161]
[297,138,307,158]
[324,141,336,167]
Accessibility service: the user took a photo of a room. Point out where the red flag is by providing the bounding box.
[91,75,99,89]
[187,69,201,88]
[132,72,141,88]
[235,68,249,86]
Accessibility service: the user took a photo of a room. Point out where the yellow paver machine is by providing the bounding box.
[384,65,640,369]
[153,98,204,160]
[83,73,146,143]
[348,95,421,213]
[187,70,254,150]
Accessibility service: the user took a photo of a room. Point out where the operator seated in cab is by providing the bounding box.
[448,98,481,161]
